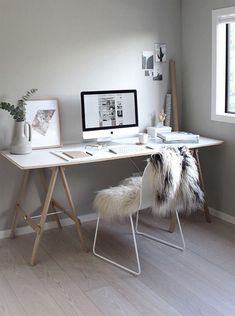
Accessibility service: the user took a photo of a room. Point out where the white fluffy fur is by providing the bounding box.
[93,176,141,220]
[94,147,204,220]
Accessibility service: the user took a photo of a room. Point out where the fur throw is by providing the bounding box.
[93,176,142,220]
[93,146,204,220]
[149,146,204,216]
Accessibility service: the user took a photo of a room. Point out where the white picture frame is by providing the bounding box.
[25,99,62,149]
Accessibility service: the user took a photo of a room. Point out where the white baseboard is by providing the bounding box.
[0,213,97,240]
[209,207,235,225]
[0,208,234,240]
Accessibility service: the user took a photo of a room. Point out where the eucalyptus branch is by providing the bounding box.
[0,89,38,122]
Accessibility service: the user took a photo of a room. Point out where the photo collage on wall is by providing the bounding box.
[142,43,166,81]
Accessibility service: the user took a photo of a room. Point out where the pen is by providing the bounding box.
[86,151,93,156]
[109,149,117,154]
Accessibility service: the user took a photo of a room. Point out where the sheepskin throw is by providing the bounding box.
[94,176,142,220]
[93,146,204,220]
[149,146,204,217]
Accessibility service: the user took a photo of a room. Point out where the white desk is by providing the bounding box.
[1,136,223,264]
[1,136,223,170]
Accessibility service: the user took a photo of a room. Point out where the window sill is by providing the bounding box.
[211,112,235,124]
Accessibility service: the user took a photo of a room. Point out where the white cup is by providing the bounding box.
[138,133,148,144]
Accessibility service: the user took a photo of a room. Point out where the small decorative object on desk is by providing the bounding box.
[147,126,172,138]
[0,89,38,154]
[138,133,148,144]
[147,109,172,138]
[156,109,166,128]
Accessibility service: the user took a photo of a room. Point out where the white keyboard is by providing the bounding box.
[108,145,152,154]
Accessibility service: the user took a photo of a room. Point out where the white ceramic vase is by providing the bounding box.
[10,121,32,155]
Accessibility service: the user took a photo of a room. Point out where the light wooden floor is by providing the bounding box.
[0,212,235,316]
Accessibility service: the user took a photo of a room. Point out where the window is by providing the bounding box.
[211,7,235,123]
[226,23,235,113]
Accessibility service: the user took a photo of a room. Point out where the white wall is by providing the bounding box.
[181,0,235,217]
[0,0,181,230]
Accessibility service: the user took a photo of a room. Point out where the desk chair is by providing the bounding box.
[93,176,141,276]
[135,162,185,251]
[93,147,203,275]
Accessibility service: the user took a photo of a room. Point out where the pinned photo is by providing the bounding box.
[153,66,163,81]
[142,51,154,70]
[145,70,153,77]
[155,43,167,63]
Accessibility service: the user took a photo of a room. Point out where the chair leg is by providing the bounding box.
[135,210,185,251]
[93,215,141,276]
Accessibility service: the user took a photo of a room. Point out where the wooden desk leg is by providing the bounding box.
[169,213,177,233]
[193,149,211,223]
[10,170,30,239]
[59,166,85,250]
[30,167,59,265]
[38,169,62,229]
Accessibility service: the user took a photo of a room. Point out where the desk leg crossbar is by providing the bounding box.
[10,166,85,265]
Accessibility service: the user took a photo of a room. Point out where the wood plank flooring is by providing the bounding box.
[0,212,235,316]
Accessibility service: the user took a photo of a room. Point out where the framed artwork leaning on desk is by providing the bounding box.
[26,99,62,149]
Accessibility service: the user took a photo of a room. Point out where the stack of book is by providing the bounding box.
[157,131,199,143]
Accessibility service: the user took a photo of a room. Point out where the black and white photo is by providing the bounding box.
[155,43,167,62]
[142,51,154,70]
[153,66,163,81]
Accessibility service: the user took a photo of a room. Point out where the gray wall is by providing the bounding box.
[181,0,235,216]
[0,0,181,230]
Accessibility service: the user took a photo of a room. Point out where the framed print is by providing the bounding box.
[26,99,62,149]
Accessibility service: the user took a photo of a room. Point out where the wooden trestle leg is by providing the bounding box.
[39,169,62,229]
[168,213,177,233]
[10,170,30,239]
[59,166,86,251]
[193,149,211,223]
[30,167,59,265]
[10,164,85,265]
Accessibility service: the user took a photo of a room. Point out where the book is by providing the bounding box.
[157,131,199,143]
[62,151,92,159]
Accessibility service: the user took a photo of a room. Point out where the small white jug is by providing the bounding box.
[10,121,32,155]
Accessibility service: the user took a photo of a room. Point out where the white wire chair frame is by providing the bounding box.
[93,161,186,276]
[93,215,141,276]
[135,163,185,251]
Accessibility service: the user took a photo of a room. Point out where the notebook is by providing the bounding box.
[62,151,91,159]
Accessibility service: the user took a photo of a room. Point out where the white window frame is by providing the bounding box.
[211,7,235,123]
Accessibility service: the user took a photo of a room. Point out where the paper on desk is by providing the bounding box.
[50,151,71,161]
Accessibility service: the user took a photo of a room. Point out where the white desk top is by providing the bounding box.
[0,136,223,170]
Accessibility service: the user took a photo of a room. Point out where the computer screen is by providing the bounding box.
[81,90,139,140]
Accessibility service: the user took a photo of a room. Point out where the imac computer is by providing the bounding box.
[81,89,139,141]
